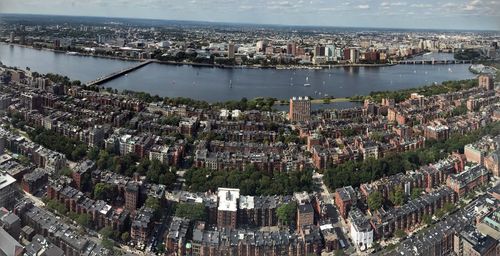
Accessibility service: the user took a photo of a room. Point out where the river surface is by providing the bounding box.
[0,43,475,102]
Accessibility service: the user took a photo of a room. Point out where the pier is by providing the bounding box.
[394,59,473,65]
[86,59,154,86]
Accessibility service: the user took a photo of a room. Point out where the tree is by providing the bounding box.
[120,232,130,242]
[101,238,114,250]
[367,191,383,211]
[175,203,206,221]
[99,227,115,240]
[411,188,423,200]
[75,213,92,228]
[334,249,345,256]
[443,202,456,214]
[60,167,73,178]
[276,202,297,225]
[394,229,406,239]
[435,209,446,219]
[93,183,117,202]
[145,197,161,218]
[389,187,405,206]
[422,214,432,225]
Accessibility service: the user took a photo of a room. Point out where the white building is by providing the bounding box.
[0,172,16,209]
[349,208,373,250]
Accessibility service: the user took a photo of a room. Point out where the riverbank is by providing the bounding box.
[0,42,142,63]
[1,41,395,70]
[274,97,356,105]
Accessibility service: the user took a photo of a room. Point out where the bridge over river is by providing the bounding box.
[86,59,155,86]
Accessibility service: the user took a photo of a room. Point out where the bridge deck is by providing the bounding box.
[86,59,154,86]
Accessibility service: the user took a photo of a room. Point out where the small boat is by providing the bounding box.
[304,76,311,87]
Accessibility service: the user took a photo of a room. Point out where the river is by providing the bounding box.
[0,43,475,102]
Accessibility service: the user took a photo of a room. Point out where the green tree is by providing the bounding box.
[99,227,115,239]
[394,229,406,239]
[120,232,130,242]
[175,203,206,221]
[276,202,297,225]
[145,197,161,218]
[60,167,73,178]
[101,238,114,250]
[422,214,432,225]
[75,213,92,228]
[389,187,405,206]
[367,191,383,211]
[334,249,345,256]
[411,188,423,200]
[443,202,456,213]
[93,183,117,202]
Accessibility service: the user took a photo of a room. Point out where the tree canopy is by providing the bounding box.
[174,203,206,221]
[367,191,383,211]
[184,167,313,196]
[276,202,297,225]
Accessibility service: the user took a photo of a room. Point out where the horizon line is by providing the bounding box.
[1,12,499,32]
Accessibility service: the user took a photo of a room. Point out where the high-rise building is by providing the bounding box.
[228,42,235,59]
[125,184,139,211]
[478,74,494,90]
[289,96,311,122]
[89,125,105,148]
[256,40,267,52]
[217,188,239,229]
[350,48,359,63]
[9,32,14,44]
[325,45,335,61]
[287,42,296,56]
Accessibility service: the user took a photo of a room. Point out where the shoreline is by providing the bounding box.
[2,41,397,70]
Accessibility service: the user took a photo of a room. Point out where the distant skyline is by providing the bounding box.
[1,0,499,31]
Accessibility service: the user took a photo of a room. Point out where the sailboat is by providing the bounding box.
[304,76,311,87]
[229,80,233,88]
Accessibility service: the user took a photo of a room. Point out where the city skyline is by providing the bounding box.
[1,0,499,31]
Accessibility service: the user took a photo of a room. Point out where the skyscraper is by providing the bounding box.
[289,96,311,122]
[228,42,235,59]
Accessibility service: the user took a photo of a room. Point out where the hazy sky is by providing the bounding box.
[1,0,499,30]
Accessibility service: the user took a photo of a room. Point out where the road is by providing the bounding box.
[313,171,355,255]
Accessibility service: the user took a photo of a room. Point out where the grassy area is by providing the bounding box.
[349,79,478,103]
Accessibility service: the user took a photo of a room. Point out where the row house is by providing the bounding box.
[16,203,111,256]
[212,129,279,143]
[21,168,48,194]
[238,195,293,227]
[190,223,323,256]
[372,187,457,239]
[130,206,155,244]
[446,165,490,197]
[47,183,129,232]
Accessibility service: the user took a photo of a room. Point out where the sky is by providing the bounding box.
[0,0,499,30]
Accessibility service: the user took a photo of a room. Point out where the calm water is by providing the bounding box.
[0,43,475,102]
